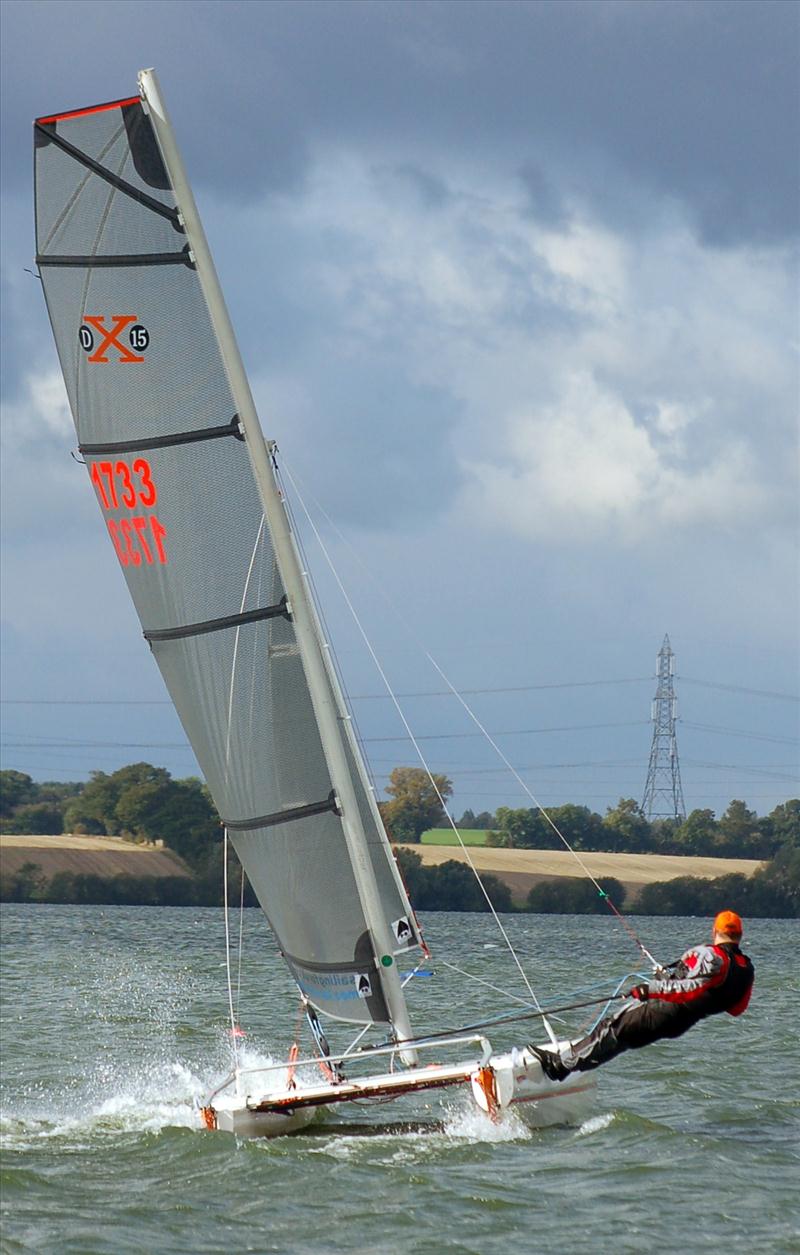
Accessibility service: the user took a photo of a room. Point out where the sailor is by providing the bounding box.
[529,909,754,1082]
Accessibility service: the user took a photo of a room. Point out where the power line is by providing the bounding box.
[682,721,798,746]
[350,677,652,700]
[2,674,797,705]
[0,699,173,706]
[682,757,799,783]
[362,720,650,744]
[1,732,192,742]
[680,677,799,702]
[0,680,649,706]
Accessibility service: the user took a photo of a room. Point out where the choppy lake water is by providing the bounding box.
[1,906,798,1253]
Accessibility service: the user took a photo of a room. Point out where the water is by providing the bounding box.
[1,907,798,1253]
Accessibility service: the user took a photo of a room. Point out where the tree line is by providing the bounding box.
[1,765,798,916]
[376,767,798,862]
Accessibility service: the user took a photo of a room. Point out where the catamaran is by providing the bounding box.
[34,70,644,1136]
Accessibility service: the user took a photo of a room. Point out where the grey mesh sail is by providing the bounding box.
[34,82,422,1029]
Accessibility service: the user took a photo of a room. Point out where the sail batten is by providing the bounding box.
[38,250,194,268]
[35,72,421,1037]
[79,415,243,455]
[223,792,341,831]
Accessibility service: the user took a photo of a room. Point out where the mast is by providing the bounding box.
[138,69,417,1062]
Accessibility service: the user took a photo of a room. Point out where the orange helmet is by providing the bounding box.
[714,909,743,939]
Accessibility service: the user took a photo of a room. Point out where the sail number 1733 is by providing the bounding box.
[89,458,168,566]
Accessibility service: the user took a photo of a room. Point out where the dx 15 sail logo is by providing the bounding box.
[79,315,149,363]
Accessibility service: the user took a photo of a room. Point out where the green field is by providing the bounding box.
[420,829,490,846]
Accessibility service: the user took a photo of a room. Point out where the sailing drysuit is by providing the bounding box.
[535,941,754,1079]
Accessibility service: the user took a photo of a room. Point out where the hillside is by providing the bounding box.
[0,834,193,881]
[397,844,763,906]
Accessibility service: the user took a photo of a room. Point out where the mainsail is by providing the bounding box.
[34,71,422,1036]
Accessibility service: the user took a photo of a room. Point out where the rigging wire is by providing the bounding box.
[420,655,660,969]
[221,518,266,1039]
[222,831,240,1074]
[436,957,548,1009]
[277,459,560,1043]
[277,457,660,975]
[235,862,246,1023]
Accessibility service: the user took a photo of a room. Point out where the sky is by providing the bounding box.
[1,0,798,821]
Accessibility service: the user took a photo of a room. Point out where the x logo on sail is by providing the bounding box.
[81,315,146,363]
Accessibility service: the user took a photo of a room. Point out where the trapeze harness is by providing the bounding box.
[552,941,754,1076]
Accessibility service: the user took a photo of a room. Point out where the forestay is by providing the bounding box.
[34,82,422,1027]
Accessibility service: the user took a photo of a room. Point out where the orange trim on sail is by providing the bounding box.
[36,96,140,125]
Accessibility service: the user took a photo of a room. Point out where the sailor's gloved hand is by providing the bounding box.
[628,984,649,1001]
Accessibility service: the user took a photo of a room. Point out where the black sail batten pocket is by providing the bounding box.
[80,415,244,455]
[222,792,342,832]
[144,598,291,644]
[37,246,194,269]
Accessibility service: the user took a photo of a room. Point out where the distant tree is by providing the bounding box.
[0,861,46,902]
[716,800,765,858]
[414,860,512,912]
[112,775,219,864]
[59,764,220,867]
[545,804,603,851]
[648,816,683,854]
[381,767,453,843]
[602,798,651,853]
[0,771,36,818]
[63,771,118,834]
[473,811,495,830]
[456,807,495,830]
[635,873,752,917]
[36,781,83,805]
[41,870,200,907]
[1,802,65,835]
[766,799,800,847]
[64,763,172,835]
[393,846,428,899]
[392,847,511,911]
[750,839,800,914]
[526,876,626,914]
[491,807,553,849]
[672,808,718,856]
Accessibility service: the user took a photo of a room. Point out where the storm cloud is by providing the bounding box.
[1,0,797,814]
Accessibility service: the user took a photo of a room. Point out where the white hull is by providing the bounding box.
[497,1049,596,1128]
[201,1043,594,1137]
[211,1101,321,1137]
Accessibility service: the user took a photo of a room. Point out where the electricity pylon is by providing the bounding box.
[641,634,686,821]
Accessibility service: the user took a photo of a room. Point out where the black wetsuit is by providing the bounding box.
[539,941,754,1079]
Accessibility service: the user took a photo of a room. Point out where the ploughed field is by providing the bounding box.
[0,834,192,880]
[402,841,763,906]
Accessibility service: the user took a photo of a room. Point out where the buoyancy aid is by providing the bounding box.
[649,941,754,1018]
[712,943,754,1017]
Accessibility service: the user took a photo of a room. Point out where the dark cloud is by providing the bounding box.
[282,366,463,529]
[382,164,453,210]
[2,0,797,245]
[519,164,569,228]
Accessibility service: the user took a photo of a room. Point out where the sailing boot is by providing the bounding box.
[526,1044,571,1082]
